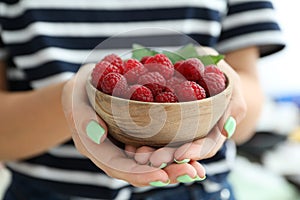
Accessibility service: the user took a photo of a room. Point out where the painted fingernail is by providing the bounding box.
[176,174,195,183]
[158,163,167,169]
[194,175,206,181]
[224,116,236,139]
[174,158,190,164]
[86,120,105,144]
[149,179,170,187]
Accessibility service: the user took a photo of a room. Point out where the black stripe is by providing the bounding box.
[1,7,221,30]
[25,152,102,172]
[219,22,280,41]
[9,34,217,56]
[228,1,274,15]
[24,61,80,81]
[8,170,124,199]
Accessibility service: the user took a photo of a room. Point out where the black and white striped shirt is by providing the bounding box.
[0,0,285,199]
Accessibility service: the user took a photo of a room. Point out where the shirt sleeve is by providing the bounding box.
[216,0,285,57]
[0,27,8,60]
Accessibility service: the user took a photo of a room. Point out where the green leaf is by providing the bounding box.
[175,43,199,59]
[197,55,225,66]
[131,43,158,60]
[161,50,185,64]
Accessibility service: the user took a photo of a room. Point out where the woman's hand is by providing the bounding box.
[130,47,247,175]
[62,64,172,187]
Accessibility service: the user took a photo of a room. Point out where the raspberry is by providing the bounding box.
[165,76,185,93]
[175,81,206,102]
[204,65,226,82]
[91,61,122,90]
[102,54,124,74]
[174,60,184,71]
[155,91,178,103]
[101,73,128,97]
[199,73,226,97]
[140,56,151,64]
[123,59,148,84]
[176,58,205,82]
[144,54,174,79]
[137,72,166,96]
[127,85,154,102]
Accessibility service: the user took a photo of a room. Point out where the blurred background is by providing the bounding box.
[1,0,300,199]
[229,0,300,199]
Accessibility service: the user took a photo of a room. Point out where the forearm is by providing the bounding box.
[224,46,263,145]
[0,82,72,161]
[232,72,264,144]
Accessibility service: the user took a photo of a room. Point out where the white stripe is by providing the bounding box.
[222,9,278,30]
[3,20,221,44]
[14,47,132,69]
[0,0,226,17]
[48,146,85,158]
[216,31,285,54]
[30,72,75,89]
[7,162,129,189]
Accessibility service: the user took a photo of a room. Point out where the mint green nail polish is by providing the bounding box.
[159,163,167,169]
[86,121,105,144]
[174,158,190,164]
[149,180,170,187]
[224,116,236,138]
[176,174,195,183]
[194,175,206,181]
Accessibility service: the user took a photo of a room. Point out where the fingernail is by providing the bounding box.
[159,163,167,169]
[224,116,236,139]
[194,175,206,181]
[176,174,195,183]
[149,179,170,187]
[174,158,190,164]
[86,120,105,144]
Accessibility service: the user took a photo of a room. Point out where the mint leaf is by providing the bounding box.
[175,43,199,59]
[197,55,225,66]
[132,44,158,60]
[161,50,185,64]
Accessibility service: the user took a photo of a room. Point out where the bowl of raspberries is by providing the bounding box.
[86,44,233,147]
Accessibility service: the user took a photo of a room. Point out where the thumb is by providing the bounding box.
[62,63,108,145]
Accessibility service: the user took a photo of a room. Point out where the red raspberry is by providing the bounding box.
[127,85,154,102]
[91,61,122,90]
[174,60,184,71]
[175,81,206,102]
[155,91,178,103]
[144,54,174,79]
[176,58,205,82]
[102,54,124,74]
[165,76,185,93]
[101,73,128,97]
[199,73,226,97]
[137,72,166,96]
[140,56,151,64]
[123,59,148,84]
[204,65,226,82]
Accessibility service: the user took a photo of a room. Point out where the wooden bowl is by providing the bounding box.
[86,74,233,147]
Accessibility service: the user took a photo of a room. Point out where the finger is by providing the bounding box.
[174,126,226,161]
[149,147,176,168]
[63,64,108,144]
[189,160,206,180]
[74,133,169,187]
[134,146,156,165]
[124,145,137,158]
[163,163,198,184]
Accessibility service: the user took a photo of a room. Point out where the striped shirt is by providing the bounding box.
[0,0,285,199]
